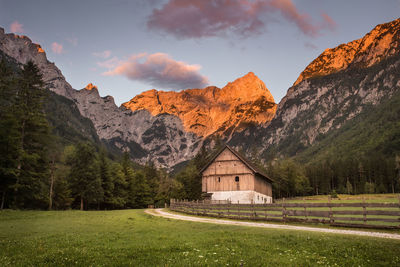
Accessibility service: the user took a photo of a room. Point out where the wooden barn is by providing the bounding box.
[200,145,273,204]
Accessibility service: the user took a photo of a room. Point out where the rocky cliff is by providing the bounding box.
[0,27,201,168]
[230,18,400,158]
[123,72,276,137]
[294,18,400,86]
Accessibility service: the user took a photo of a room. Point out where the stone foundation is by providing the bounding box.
[209,190,272,204]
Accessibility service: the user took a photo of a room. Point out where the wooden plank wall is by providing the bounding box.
[170,198,400,230]
[202,148,272,196]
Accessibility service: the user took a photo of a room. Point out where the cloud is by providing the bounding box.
[97,56,121,69]
[93,50,112,59]
[51,42,64,54]
[103,53,209,90]
[321,12,336,31]
[10,21,24,33]
[304,42,318,50]
[147,0,336,38]
[270,0,318,37]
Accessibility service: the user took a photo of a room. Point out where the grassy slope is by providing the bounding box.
[1,210,399,266]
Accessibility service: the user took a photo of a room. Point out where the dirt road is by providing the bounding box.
[145,208,400,240]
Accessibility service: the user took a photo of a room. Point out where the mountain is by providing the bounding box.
[0,28,275,168]
[0,49,100,147]
[72,84,201,166]
[2,17,399,169]
[230,18,400,160]
[0,28,202,167]
[123,72,276,138]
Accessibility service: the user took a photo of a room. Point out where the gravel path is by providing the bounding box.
[145,208,400,240]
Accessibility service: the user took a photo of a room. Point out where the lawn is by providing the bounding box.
[0,210,400,266]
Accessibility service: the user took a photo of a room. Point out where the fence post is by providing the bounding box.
[328,196,333,224]
[251,199,255,220]
[227,200,230,218]
[304,203,307,222]
[238,200,240,219]
[398,194,400,227]
[264,200,268,220]
[282,198,286,223]
[363,197,367,225]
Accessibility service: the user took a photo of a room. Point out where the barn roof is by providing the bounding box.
[199,145,274,183]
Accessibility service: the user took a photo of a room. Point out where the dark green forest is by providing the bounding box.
[259,90,400,199]
[0,58,209,210]
[0,55,399,210]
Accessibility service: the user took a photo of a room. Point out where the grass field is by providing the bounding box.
[1,209,400,266]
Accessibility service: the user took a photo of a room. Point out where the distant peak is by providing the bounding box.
[35,44,44,53]
[245,71,255,77]
[228,71,265,89]
[85,83,98,90]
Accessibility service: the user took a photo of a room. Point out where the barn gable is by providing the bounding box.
[201,147,252,177]
[200,145,273,183]
[200,145,273,204]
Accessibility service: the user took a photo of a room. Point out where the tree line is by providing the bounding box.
[1,60,398,210]
[0,60,207,210]
[262,154,400,199]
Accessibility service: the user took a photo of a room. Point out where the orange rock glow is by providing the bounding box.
[123,72,277,137]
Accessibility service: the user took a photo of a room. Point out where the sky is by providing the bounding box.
[1,0,399,106]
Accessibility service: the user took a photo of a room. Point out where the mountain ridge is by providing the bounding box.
[230,17,400,161]
[294,18,400,86]
[123,72,276,137]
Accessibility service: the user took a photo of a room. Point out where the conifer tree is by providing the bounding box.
[127,170,152,208]
[109,162,127,209]
[67,142,103,210]
[0,59,19,209]
[13,61,50,208]
[98,149,114,209]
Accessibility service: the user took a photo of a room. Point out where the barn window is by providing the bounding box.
[235,176,239,182]
[218,177,221,182]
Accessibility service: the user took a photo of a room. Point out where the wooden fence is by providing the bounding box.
[170,197,400,229]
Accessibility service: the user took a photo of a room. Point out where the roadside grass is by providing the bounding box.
[1,209,400,266]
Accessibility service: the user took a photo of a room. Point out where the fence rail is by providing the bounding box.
[170,197,400,229]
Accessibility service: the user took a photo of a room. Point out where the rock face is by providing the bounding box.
[0,27,201,168]
[73,85,201,166]
[231,18,400,157]
[123,72,276,137]
[0,28,75,99]
[294,18,400,86]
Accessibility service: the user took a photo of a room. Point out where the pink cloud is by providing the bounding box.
[147,0,269,38]
[97,56,121,69]
[51,42,63,54]
[103,53,209,90]
[321,13,337,31]
[10,21,24,33]
[93,50,112,59]
[270,0,318,37]
[147,0,336,38]
[304,42,318,50]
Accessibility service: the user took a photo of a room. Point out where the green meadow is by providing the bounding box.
[1,209,400,266]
